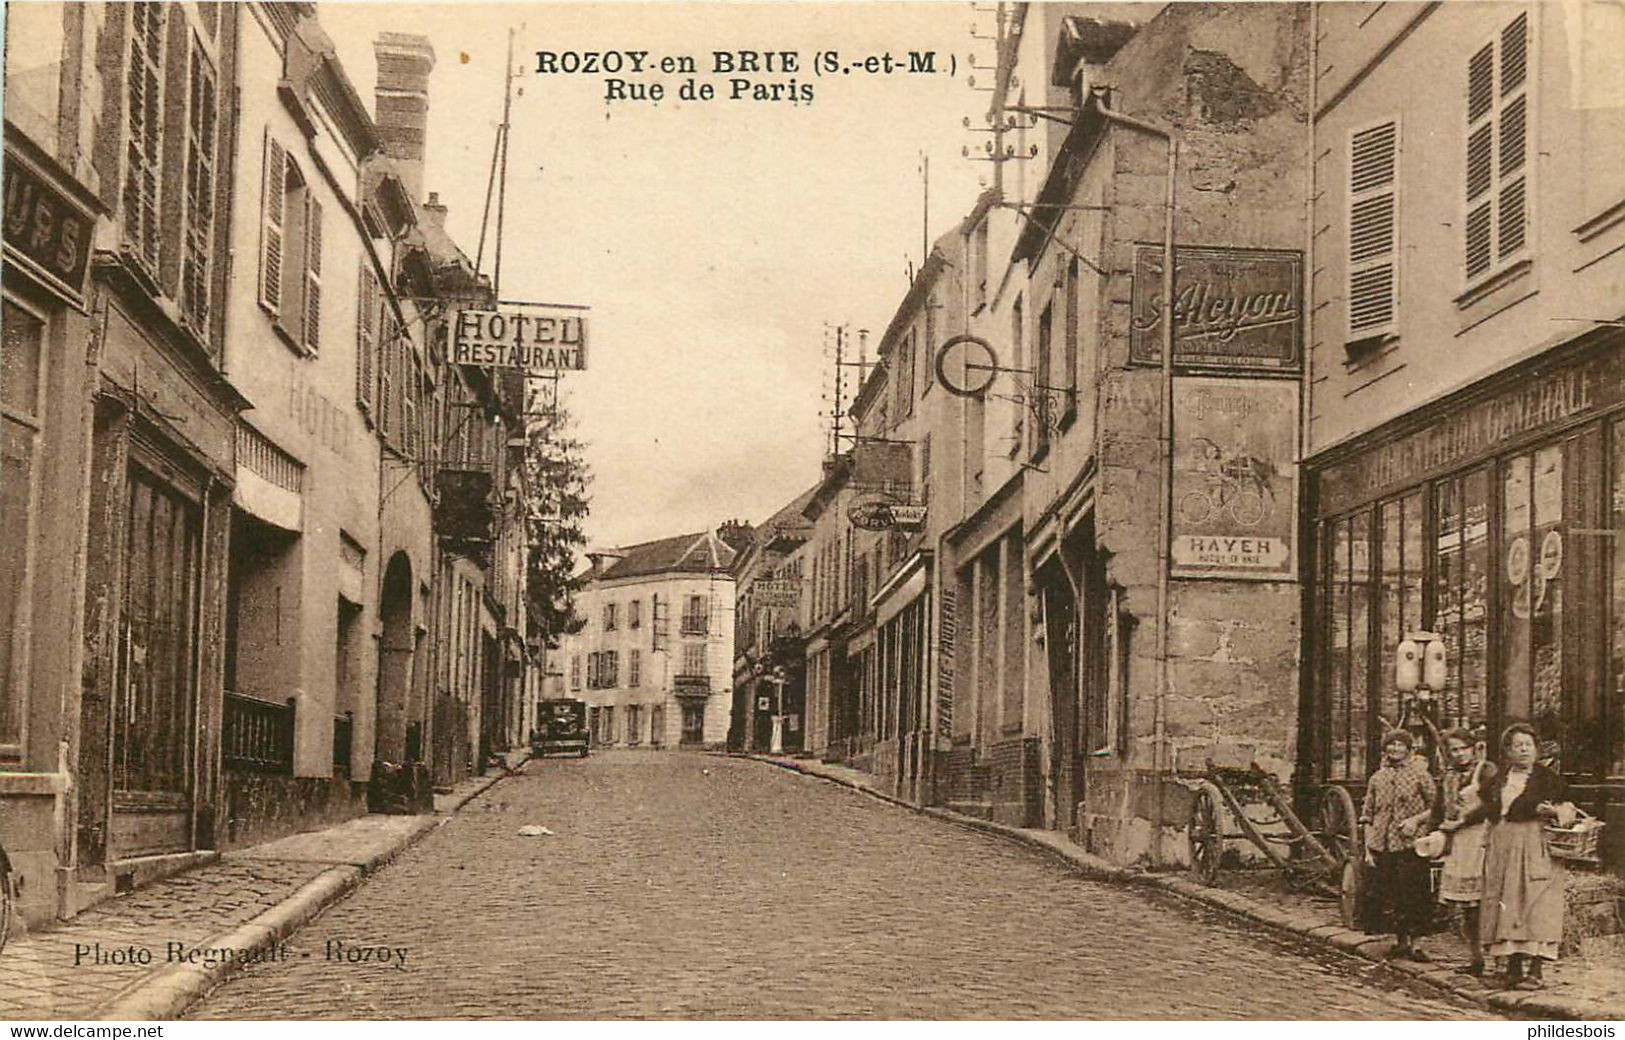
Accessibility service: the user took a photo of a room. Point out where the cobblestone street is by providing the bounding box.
[188,752,1485,1019]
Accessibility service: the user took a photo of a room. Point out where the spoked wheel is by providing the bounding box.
[1188,781,1225,885]
[1315,785,1363,929]
[1313,784,1359,865]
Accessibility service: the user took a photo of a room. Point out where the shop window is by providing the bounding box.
[0,302,45,752]
[1322,511,1373,781]
[1376,492,1425,733]
[1497,446,1567,744]
[1433,469,1491,734]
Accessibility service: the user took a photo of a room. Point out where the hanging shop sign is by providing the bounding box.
[848,494,927,532]
[1130,245,1303,372]
[452,306,588,371]
[753,578,802,609]
[1170,376,1299,580]
[3,147,95,308]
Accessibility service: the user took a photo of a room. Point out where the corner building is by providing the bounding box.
[1302,1,1625,876]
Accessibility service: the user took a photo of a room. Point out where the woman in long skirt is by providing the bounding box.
[1449,722,1576,990]
[1434,728,1493,975]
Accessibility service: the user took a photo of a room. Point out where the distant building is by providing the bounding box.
[560,533,736,750]
[729,489,816,754]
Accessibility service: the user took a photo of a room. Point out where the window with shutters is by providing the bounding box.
[628,649,641,687]
[258,134,322,354]
[123,3,166,277]
[1463,12,1531,287]
[356,264,378,417]
[1347,118,1399,347]
[180,34,218,333]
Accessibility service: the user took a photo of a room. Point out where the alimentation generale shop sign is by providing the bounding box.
[452,306,588,371]
[1130,244,1303,372]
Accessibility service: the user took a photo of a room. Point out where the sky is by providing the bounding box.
[320,2,998,551]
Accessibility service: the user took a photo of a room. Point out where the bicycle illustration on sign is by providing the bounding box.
[1178,436,1278,528]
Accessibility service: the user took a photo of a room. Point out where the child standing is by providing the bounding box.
[1434,727,1494,975]
[1361,728,1437,960]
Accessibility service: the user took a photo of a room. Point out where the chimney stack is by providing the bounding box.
[373,33,436,204]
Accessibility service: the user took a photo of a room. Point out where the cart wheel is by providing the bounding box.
[1188,782,1224,885]
[1315,784,1360,865]
[1339,856,1365,931]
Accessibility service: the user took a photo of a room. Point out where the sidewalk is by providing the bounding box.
[728,752,1625,1021]
[0,753,528,1022]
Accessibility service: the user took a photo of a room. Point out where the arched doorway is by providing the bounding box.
[376,552,414,766]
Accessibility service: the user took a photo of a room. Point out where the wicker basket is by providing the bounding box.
[1544,809,1605,865]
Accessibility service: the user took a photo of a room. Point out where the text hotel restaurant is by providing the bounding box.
[3,4,541,929]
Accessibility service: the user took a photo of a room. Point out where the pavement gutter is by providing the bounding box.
[95,759,527,1021]
[722,752,1624,1022]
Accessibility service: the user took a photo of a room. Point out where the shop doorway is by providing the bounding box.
[111,463,202,858]
[376,552,414,767]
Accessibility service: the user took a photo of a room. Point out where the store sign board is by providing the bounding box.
[753,578,801,608]
[1130,245,1303,371]
[1317,348,1625,516]
[3,149,94,307]
[452,307,587,371]
[848,495,926,531]
[1170,377,1299,580]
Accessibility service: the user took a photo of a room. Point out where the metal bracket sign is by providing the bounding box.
[452,305,588,371]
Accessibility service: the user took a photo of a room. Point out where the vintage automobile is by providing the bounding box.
[531,698,589,758]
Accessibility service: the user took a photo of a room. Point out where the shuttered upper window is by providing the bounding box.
[259,134,323,353]
[1464,12,1531,284]
[356,264,378,416]
[124,3,166,276]
[180,34,218,332]
[1347,119,1399,343]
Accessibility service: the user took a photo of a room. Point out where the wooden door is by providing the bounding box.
[111,463,200,858]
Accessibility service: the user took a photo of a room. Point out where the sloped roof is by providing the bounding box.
[598,531,736,581]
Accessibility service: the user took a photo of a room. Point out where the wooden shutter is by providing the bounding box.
[356,265,377,413]
[1348,120,1398,339]
[260,133,286,313]
[302,196,323,350]
[124,3,165,273]
[379,312,396,442]
[1464,14,1530,282]
[404,355,419,459]
[181,37,216,330]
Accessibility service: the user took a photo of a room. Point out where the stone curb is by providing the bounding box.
[93,756,529,1021]
[724,753,1623,1022]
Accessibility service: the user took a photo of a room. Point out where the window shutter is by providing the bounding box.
[356,265,376,413]
[124,3,165,273]
[302,196,323,350]
[1347,120,1398,339]
[181,38,217,330]
[379,313,396,441]
[404,357,419,459]
[1464,14,1531,282]
[260,133,286,313]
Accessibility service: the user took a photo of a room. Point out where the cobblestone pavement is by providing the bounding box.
[0,860,324,1019]
[189,751,1487,1019]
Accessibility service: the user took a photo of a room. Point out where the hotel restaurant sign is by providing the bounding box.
[453,306,587,371]
[1130,245,1303,372]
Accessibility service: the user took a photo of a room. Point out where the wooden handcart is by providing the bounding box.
[1185,761,1364,928]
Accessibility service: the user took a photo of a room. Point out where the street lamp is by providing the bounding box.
[766,666,788,754]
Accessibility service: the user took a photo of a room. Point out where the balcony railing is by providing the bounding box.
[223,693,296,774]
[673,673,711,696]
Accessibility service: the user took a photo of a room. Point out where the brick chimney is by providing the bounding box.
[373,32,436,204]
[422,191,449,233]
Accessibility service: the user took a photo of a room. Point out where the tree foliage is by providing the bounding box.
[522,390,591,648]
